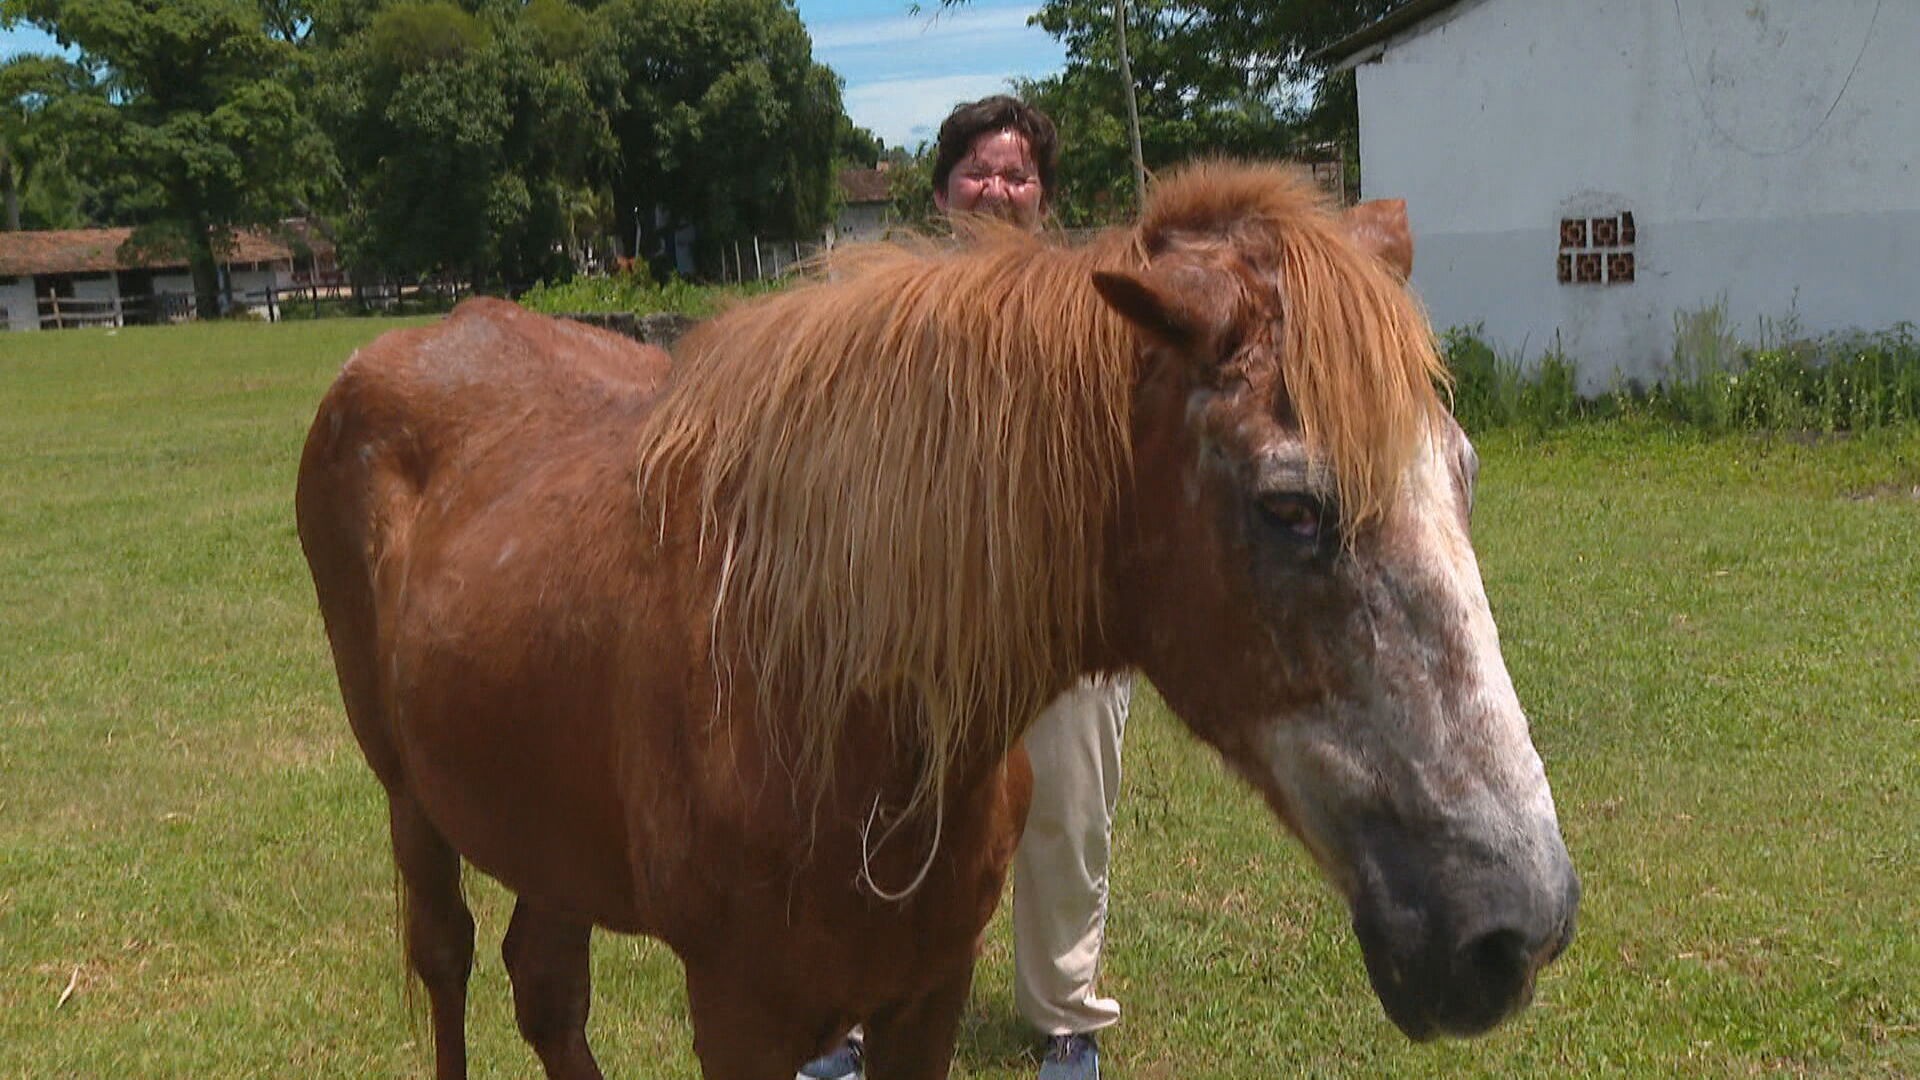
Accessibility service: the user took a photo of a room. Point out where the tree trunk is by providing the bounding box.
[188,221,222,321]
[2,156,19,232]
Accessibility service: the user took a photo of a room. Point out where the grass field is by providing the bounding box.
[2,318,1916,1077]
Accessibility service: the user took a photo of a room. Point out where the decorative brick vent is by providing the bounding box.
[1559,209,1635,286]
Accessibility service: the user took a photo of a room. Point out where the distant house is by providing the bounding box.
[1320,0,1919,388]
[0,227,302,331]
[833,166,894,245]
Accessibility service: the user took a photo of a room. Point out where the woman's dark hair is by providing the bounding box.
[932,95,1059,202]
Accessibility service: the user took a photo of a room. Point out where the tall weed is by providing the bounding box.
[1442,312,1920,436]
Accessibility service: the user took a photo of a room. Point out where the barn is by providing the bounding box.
[1321,0,1918,389]
[833,166,895,245]
[0,227,301,331]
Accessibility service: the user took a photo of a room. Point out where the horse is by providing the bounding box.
[296,163,1577,1079]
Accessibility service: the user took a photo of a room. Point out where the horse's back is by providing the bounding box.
[295,298,683,925]
[295,298,672,652]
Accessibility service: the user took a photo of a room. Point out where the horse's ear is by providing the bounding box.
[1091,269,1215,350]
[1342,198,1414,279]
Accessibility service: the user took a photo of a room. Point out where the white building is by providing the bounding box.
[831,167,895,245]
[0,227,298,331]
[1322,0,1919,388]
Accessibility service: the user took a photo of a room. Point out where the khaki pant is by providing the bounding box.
[1012,673,1131,1036]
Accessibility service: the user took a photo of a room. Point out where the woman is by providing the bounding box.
[802,95,1125,1080]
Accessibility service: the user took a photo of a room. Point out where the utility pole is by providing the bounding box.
[1115,0,1147,215]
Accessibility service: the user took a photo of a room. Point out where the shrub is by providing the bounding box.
[516,268,780,319]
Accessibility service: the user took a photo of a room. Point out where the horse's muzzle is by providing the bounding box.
[1349,828,1580,1041]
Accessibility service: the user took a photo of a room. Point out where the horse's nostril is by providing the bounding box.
[1463,927,1530,996]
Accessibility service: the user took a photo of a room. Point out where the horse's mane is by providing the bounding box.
[1137,162,1448,528]
[634,162,1443,822]
[637,224,1142,818]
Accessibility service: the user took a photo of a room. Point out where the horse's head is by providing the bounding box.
[1094,166,1577,1040]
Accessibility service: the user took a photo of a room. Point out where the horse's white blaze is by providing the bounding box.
[1245,433,1562,891]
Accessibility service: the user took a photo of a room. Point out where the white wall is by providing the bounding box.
[835,203,892,245]
[0,279,37,330]
[229,266,280,316]
[152,273,194,304]
[1356,0,1920,387]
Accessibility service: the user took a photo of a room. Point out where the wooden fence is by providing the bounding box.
[33,293,193,330]
[716,236,831,284]
[25,278,472,330]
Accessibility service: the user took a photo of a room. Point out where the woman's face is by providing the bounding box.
[935,128,1045,232]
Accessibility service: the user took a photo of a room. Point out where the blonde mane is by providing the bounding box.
[1138,162,1449,527]
[638,224,1143,816]
[634,163,1444,818]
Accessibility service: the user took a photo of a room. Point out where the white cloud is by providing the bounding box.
[843,72,1030,150]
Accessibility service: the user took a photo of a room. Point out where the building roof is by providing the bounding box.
[838,167,892,205]
[1314,0,1471,69]
[0,227,295,277]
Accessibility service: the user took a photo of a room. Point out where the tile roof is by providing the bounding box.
[838,167,892,205]
[0,227,295,277]
[1313,0,1469,67]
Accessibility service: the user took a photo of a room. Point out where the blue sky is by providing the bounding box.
[793,0,1065,149]
[0,24,65,59]
[0,2,1064,150]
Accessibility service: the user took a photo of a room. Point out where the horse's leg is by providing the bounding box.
[502,899,604,1079]
[391,793,476,1080]
[861,965,974,1080]
[684,963,824,1080]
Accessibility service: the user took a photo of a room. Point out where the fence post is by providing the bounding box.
[112,292,123,328]
[49,292,61,330]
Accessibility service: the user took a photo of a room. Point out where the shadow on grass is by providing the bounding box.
[956,990,1045,1075]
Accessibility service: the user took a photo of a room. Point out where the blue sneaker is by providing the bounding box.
[797,1037,863,1080]
[1038,1033,1099,1080]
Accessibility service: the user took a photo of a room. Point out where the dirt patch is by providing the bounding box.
[1844,482,1920,502]
[1775,430,1855,447]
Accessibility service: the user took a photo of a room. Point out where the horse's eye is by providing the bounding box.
[1256,491,1324,543]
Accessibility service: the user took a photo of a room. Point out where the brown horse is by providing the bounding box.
[296,163,1576,1079]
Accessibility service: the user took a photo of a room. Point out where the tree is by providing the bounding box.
[317,0,615,287]
[593,0,845,274]
[1011,0,1299,225]
[0,54,95,230]
[0,0,334,317]
[833,111,885,170]
[947,0,1399,224]
[882,143,936,231]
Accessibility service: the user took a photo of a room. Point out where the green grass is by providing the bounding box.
[3,321,1917,1076]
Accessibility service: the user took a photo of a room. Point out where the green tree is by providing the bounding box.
[0,54,95,230]
[943,0,1398,224]
[594,0,845,274]
[317,0,614,287]
[834,112,884,169]
[0,0,335,317]
[883,143,937,231]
